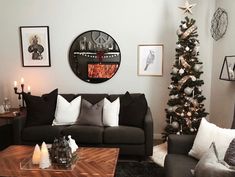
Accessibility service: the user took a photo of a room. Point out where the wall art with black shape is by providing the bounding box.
[20,26,51,67]
[69,30,121,83]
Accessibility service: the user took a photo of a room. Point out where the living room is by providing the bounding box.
[0,0,234,176]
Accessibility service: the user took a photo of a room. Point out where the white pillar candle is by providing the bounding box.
[39,142,51,169]
[14,81,17,88]
[32,144,41,165]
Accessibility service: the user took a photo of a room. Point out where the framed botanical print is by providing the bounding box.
[20,26,51,67]
[138,44,163,76]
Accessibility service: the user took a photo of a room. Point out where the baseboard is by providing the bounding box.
[154,133,162,140]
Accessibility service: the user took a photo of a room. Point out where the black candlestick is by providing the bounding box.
[14,84,25,109]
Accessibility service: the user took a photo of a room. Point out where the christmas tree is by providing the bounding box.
[162,1,208,140]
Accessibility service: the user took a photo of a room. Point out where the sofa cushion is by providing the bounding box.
[52,95,81,125]
[103,98,120,127]
[119,92,148,128]
[165,154,197,177]
[224,138,235,166]
[23,89,58,127]
[103,126,145,144]
[22,125,64,143]
[189,118,235,160]
[79,94,108,104]
[194,142,235,177]
[77,99,103,126]
[62,125,104,144]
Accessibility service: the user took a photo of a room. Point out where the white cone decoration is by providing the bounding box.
[32,144,41,165]
[67,135,78,153]
[39,142,51,169]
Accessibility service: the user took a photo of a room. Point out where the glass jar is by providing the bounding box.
[3,97,11,112]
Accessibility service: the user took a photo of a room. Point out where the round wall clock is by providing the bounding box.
[69,30,121,83]
[211,8,228,41]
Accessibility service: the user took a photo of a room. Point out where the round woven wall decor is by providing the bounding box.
[211,8,228,41]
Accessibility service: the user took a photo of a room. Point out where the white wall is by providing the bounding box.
[210,0,235,128]
[0,0,214,138]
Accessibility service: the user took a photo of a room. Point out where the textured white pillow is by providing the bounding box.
[189,118,235,160]
[52,95,81,125]
[103,98,120,127]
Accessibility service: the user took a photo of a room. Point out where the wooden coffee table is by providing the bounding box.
[0,145,119,177]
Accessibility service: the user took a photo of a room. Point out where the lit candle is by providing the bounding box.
[32,144,41,165]
[14,81,17,88]
[28,86,31,92]
[21,77,24,84]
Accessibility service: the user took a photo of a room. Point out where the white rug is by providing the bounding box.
[151,142,167,167]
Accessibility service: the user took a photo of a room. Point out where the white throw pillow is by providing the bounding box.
[52,95,81,125]
[103,98,120,127]
[189,118,235,160]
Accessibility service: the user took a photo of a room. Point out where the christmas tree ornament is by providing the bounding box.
[181,113,185,117]
[187,112,192,117]
[184,87,193,95]
[172,67,179,74]
[177,29,183,36]
[168,84,174,89]
[185,46,190,51]
[176,132,180,135]
[171,121,179,129]
[179,68,185,75]
[190,76,196,81]
[178,0,197,14]
[176,44,181,49]
[182,23,188,29]
[169,116,172,124]
[167,106,174,112]
[194,64,202,72]
[190,128,194,132]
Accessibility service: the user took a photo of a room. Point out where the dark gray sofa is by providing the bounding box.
[13,93,153,157]
[164,107,235,177]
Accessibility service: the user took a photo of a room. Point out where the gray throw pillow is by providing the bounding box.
[224,138,235,166]
[77,99,103,126]
[194,142,235,177]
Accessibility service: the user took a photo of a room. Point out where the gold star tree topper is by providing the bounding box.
[178,0,196,14]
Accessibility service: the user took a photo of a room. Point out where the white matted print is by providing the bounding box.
[20,26,51,67]
[138,44,163,76]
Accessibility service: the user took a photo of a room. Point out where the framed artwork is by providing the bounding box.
[138,44,163,76]
[20,26,51,67]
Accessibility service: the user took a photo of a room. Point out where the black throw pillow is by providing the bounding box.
[224,138,235,166]
[119,91,148,128]
[23,89,58,127]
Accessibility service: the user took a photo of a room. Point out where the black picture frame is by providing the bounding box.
[69,30,121,83]
[20,26,51,67]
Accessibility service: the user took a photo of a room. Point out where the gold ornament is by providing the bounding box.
[181,25,197,39]
[178,1,197,14]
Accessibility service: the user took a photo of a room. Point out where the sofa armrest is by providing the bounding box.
[144,107,153,156]
[168,134,196,155]
[12,114,26,144]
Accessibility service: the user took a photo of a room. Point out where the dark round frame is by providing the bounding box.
[69,30,121,83]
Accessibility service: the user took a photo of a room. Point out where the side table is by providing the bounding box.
[0,108,25,150]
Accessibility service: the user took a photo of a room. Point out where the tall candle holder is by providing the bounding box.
[14,83,31,110]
